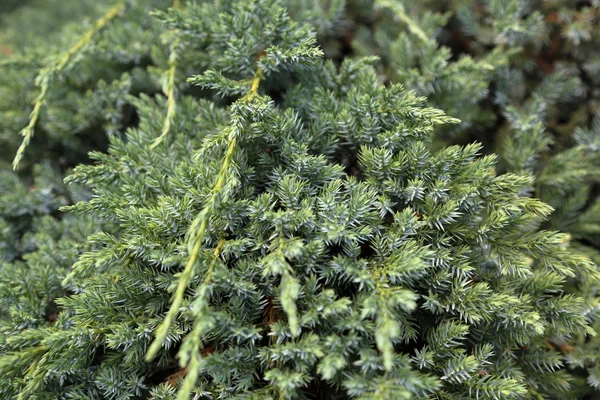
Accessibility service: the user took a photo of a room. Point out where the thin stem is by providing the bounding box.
[377,0,430,43]
[146,134,240,361]
[12,81,49,170]
[162,243,222,395]
[12,2,125,170]
[56,3,125,71]
[176,240,224,400]
[146,61,263,361]
[150,61,178,149]
[205,240,225,283]
[150,0,183,149]
[0,56,38,67]
[249,67,263,97]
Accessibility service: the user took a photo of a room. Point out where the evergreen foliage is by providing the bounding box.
[1,0,600,399]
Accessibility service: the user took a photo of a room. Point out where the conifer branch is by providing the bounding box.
[145,158,232,360]
[5,1,599,398]
[528,387,545,400]
[376,0,430,43]
[274,235,300,336]
[54,3,125,72]
[249,67,263,97]
[12,80,49,171]
[150,57,178,149]
[12,1,125,170]
[146,65,263,361]
[0,56,38,67]
[177,241,224,400]
[150,0,182,150]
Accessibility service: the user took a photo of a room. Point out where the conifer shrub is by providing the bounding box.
[1,0,600,399]
[350,3,600,393]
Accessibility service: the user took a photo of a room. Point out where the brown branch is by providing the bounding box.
[165,368,187,388]
[164,344,217,388]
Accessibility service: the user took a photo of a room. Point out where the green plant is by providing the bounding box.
[1,0,599,399]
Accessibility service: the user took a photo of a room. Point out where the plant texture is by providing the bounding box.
[0,0,599,399]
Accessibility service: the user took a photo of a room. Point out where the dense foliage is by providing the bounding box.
[1,0,599,399]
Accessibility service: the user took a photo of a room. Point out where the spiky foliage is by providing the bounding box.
[1,0,600,399]
[348,1,600,395]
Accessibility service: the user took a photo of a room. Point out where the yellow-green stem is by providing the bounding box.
[12,82,49,170]
[206,240,224,283]
[377,0,429,43]
[56,3,125,71]
[146,138,238,361]
[249,68,263,96]
[146,65,263,360]
[176,240,224,400]
[150,62,178,149]
[149,0,182,149]
[12,2,125,170]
